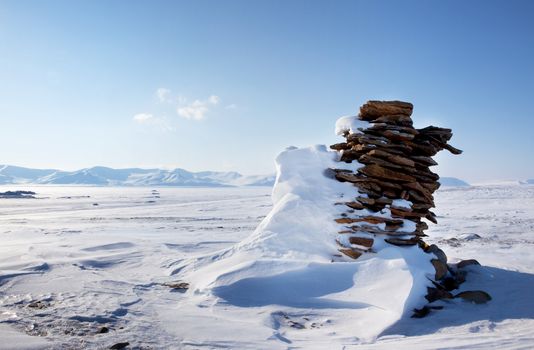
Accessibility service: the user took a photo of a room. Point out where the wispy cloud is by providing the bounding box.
[155,88,187,105]
[133,113,154,123]
[136,91,227,128]
[225,104,237,110]
[132,113,173,131]
[208,95,220,105]
[155,88,172,103]
[177,95,220,120]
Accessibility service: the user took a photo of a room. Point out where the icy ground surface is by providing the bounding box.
[1,184,534,349]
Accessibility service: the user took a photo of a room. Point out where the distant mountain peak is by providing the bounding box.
[439,177,470,187]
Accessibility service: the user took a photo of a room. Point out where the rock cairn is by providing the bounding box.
[330,100,491,315]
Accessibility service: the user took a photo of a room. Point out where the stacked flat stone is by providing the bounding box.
[331,100,461,257]
[330,101,491,313]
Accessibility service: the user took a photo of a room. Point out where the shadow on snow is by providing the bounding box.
[381,266,534,337]
[213,263,371,309]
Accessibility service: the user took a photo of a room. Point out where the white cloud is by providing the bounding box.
[133,113,154,123]
[208,95,220,105]
[156,88,172,103]
[177,100,208,120]
[177,95,221,120]
[133,113,173,131]
[225,104,237,110]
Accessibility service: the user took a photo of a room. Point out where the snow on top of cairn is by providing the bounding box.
[335,115,371,136]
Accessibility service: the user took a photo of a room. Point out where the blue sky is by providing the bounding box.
[1,0,533,182]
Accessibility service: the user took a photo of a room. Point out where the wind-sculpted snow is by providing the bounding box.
[177,145,435,344]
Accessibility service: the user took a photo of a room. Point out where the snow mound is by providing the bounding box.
[335,115,371,136]
[180,143,436,342]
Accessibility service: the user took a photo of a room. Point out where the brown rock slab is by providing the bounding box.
[412,203,434,210]
[358,155,416,175]
[346,215,404,226]
[382,129,415,142]
[457,259,481,269]
[426,211,438,224]
[416,221,429,232]
[334,171,364,183]
[339,248,362,259]
[367,149,415,167]
[412,155,438,167]
[420,181,441,192]
[360,100,413,120]
[371,114,413,126]
[330,142,350,151]
[348,133,413,154]
[411,305,444,318]
[390,207,426,219]
[405,140,439,157]
[425,244,447,264]
[404,181,435,200]
[356,197,376,205]
[425,287,453,303]
[335,217,358,224]
[349,224,412,236]
[345,201,365,210]
[385,237,419,246]
[340,149,366,163]
[369,123,419,135]
[431,259,448,280]
[358,164,417,183]
[454,290,492,304]
[374,197,393,205]
[338,230,353,234]
[444,143,463,155]
[349,236,374,248]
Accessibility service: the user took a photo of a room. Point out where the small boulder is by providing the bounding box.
[162,281,190,290]
[97,326,109,334]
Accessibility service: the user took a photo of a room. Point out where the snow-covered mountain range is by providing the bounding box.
[0,165,275,187]
[0,165,494,188]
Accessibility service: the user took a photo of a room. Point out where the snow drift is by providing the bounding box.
[178,142,436,343]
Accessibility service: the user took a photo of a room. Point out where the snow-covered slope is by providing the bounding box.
[0,165,274,187]
[0,184,533,348]
[0,165,56,184]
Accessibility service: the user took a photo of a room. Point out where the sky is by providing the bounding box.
[0,0,533,182]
